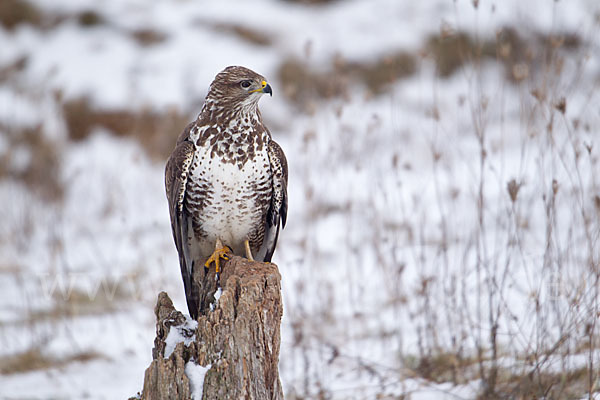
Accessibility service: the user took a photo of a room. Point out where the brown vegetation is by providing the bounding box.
[0,348,102,375]
[63,98,191,160]
[209,22,272,47]
[76,10,105,27]
[0,124,63,201]
[278,27,583,112]
[425,27,582,82]
[277,51,416,112]
[130,28,168,47]
[0,0,42,30]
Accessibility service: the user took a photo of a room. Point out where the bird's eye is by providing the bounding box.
[240,80,252,89]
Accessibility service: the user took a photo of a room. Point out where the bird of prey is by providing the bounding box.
[165,66,288,320]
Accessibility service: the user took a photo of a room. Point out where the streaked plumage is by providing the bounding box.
[165,66,288,319]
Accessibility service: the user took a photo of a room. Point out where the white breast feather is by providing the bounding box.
[191,144,270,255]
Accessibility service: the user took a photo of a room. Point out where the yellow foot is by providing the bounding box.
[244,240,255,261]
[204,246,230,274]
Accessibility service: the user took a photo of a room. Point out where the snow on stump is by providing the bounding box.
[139,256,284,400]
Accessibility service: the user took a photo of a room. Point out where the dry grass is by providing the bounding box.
[0,348,103,375]
[425,30,494,77]
[130,28,168,47]
[278,27,581,114]
[0,55,28,83]
[405,348,597,399]
[278,14,597,397]
[76,10,105,27]
[0,271,146,328]
[425,27,582,82]
[339,52,417,95]
[277,58,348,112]
[63,97,191,160]
[0,1,113,31]
[484,367,592,399]
[0,123,63,201]
[211,22,272,47]
[0,0,42,30]
[193,19,273,46]
[398,20,596,400]
[0,0,69,31]
[277,51,416,112]
[405,351,479,385]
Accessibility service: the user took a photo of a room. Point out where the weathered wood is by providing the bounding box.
[139,256,284,400]
[141,293,193,400]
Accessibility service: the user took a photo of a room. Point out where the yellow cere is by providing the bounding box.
[250,81,268,94]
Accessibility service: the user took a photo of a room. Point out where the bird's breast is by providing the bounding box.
[186,139,272,252]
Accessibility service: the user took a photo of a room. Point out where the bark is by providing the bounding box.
[138,256,284,400]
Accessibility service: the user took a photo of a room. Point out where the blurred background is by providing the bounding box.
[1,0,600,398]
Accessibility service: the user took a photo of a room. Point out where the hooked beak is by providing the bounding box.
[262,82,272,96]
[251,80,272,96]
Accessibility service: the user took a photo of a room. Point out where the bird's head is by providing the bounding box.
[205,66,272,114]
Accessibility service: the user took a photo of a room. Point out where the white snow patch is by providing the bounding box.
[185,361,211,400]
[164,318,198,359]
[209,287,223,312]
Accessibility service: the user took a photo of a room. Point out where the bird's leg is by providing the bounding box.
[204,238,230,274]
[244,240,255,261]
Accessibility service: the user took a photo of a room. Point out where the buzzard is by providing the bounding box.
[165,66,288,319]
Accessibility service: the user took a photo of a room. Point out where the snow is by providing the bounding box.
[1,0,600,398]
[214,287,222,302]
[164,318,198,359]
[210,287,223,311]
[185,361,211,400]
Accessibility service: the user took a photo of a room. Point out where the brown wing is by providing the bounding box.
[165,124,199,318]
[263,139,288,262]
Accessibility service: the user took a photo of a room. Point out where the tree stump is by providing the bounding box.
[138,256,284,400]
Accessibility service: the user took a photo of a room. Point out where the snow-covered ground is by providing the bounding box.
[1,0,600,398]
